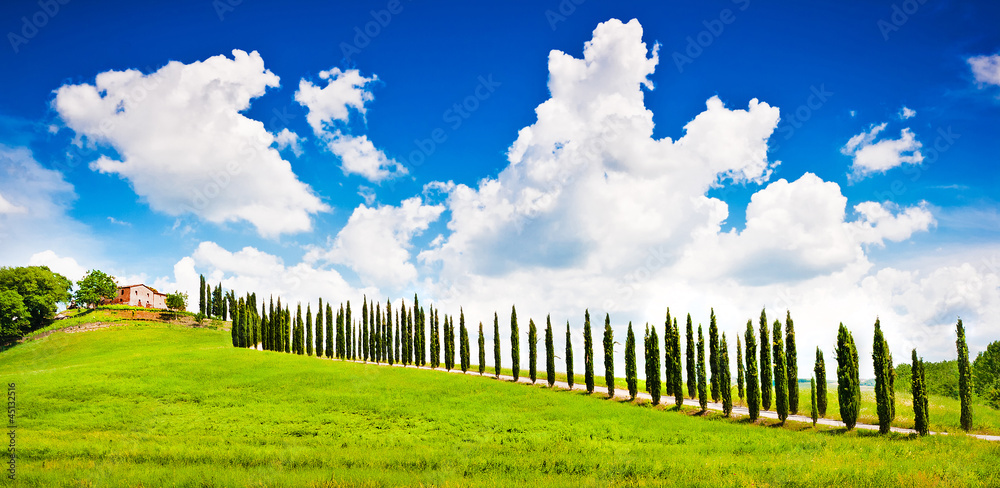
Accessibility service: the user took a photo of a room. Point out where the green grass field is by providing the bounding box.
[1,319,999,487]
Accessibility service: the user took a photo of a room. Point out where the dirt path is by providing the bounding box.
[329,356,1000,442]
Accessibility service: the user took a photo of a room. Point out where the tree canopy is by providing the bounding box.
[0,265,72,337]
[74,269,118,308]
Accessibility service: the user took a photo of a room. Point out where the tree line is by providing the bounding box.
[224,283,981,435]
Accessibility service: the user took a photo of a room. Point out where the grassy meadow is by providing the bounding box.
[1,318,999,487]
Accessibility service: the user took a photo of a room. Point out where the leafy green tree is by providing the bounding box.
[709,309,720,403]
[648,324,661,405]
[759,309,772,411]
[165,291,187,312]
[460,310,470,373]
[721,333,732,417]
[815,348,827,417]
[785,311,798,414]
[0,290,29,339]
[511,306,520,381]
[737,336,745,401]
[494,312,501,377]
[957,318,973,431]
[696,324,707,411]
[604,314,615,398]
[912,349,930,436]
[772,319,788,423]
[565,321,574,389]
[974,341,1000,408]
[305,304,314,356]
[671,318,683,408]
[810,377,818,426]
[584,310,594,394]
[686,314,696,399]
[873,318,894,433]
[478,322,486,375]
[745,320,760,421]
[528,318,538,383]
[625,322,637,400]
[836,323,860,430]
[74,269,117,309]
[545,315,555,387]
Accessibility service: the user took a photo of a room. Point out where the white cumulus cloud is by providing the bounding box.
[968,53,1000,87]
[899,106,916,119]
[53,49,329,238]
[841,123,923,179]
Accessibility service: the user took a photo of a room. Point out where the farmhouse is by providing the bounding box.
[106,284,167,309]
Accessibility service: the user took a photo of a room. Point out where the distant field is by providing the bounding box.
[1,320,999,487]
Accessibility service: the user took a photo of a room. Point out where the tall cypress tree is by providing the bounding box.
[957,318,973,431]
[306,304,313,356]
[528,318,538,383]
[326,303,334,359]
[911,348,929,436]
[446,315,455,371]
[386,301,394,365]
[374,302,381,363]
[230,296,239,347]
[413,294,421,366]
[565,321,574,389]
[810,377,818,426]
[745,320,760,421]
[785,311,798,414]
[737,336,745,401]
[261,303,269,351]
[686,314,696,399]
[759,309,772,411]
[625,322,637,401]
[649,324,661,405]
[199,275,206,315]
[772,319,788,423]
[672,318,683,408]
[493,312,501,377]
[460,310,470,373]
[361,296,368,361]
[545,315,555,387]
[346,301,352,359]
[663,310,674,399]
[316,300,324,357]
[814,347,827,417]
[644,324,651,394]
[431,306,440,368]
[584,310,594,394]
[604,314,614,398]
[696,324,707,411]
[336,305,344,358]
[296,303,305,355]
[721,333,732,417]
[478,322,486,375]
[836,323,860,430]
[511,306,520,381]
[709,309,720,403]
[394,309,400,363]
[873,318,893,433]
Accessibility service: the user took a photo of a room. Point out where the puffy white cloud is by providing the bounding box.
[27,250,87,282]
[841,123,923,179]
[295,67,406,182]
[305,197,444,290]
[53,49,329,237]
[273,129,303,157]
[968,53,1000,87]
[899,106,916,119]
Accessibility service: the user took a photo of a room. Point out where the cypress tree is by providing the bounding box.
[237,297,245,348]
[686,314,696,399]
[511,306,520,381]
[386,301,394,365]
[296,303,305,355]
[625,322,637,401]
[306,304,313,356]
[584,310,594,394]
[957,318,973,431]
[672,318,683,408]
[336,305,344,358]
[528,318,538,383]
[431,306,440,368]
[815,347,827,416]
[545,316,555,387]
[326,303,334,359]
[565,321,574,389]
[493,312,501,377]
[478,322,486,375]
[785,311,798,414]
[772,319,788,423]
[284,306,291,354]
[413,294,421,366]
[696,324,707,411]
[374,302,381,363]
[346,301,352,359]
[745,320,760,421]
[199,275,206,315]
[230,296,238,347]
[214,284,223,318]
[721,333,732,417]
[394,309,400,363]
[604,313,614,398]
[644,324,651,394]
[445,315,454,371]
[261,303,269,351]
[873,318,893,433]
[836,323,860,430]
[911,349,929,436]
[810,377,818,426]
[316,300,324,356]
[460,310,470,373]
[759,309,772,411]
[663,310,674,398]
[361,296,368,361]
[709,309,720,403]
[400,303,408,365]
[737,336,745,401]
[648,324,661,405]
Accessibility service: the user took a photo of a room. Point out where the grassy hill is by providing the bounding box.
[1,314,999,487]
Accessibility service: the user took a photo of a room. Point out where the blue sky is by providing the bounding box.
[1,0,999,372]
